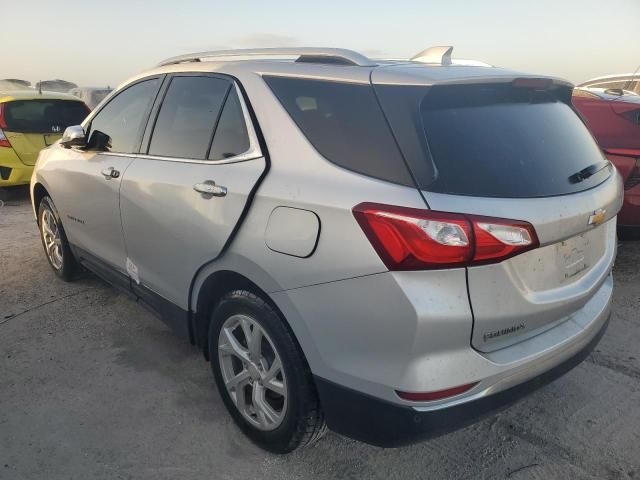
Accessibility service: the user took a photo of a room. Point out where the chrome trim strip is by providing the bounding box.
[79,81,263,166]
[134,152,263,165]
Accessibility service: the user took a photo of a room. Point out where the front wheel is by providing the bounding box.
[209,290,326,453]
[38,196,77,281]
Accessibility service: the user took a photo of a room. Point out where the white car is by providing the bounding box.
[69,87,113,110]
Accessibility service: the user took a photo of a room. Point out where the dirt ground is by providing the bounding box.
[1,186,639,480]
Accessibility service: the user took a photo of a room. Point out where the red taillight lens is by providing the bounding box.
[512,77,553,90]
[0,104,10,148]
[353,203,539,270]
[396,382,478,402]
[0,103,7,129]
[472,218,538,264]
[353,203,473,270]
[0,103,11,147]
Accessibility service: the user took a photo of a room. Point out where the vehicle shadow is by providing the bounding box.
[0,185,30,204]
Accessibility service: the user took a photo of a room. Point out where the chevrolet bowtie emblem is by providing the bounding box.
[588,208,606,226]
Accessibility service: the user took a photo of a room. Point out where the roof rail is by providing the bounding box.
[157,48,377,67]
[410,46,454,65]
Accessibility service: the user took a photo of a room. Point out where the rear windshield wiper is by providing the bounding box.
[568,160,611,184]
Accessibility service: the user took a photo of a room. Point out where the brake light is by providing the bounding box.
[512,77,553,90]
[0,104,9,148]
[397,382,478,402]
[353,203,539,270]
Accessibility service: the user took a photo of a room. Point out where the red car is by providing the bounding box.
[573,87,640,231]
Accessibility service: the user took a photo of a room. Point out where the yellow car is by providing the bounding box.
[0,90,89,188]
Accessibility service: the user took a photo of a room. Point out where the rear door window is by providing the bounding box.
[149,76,230,159]
[3,100,89,133]
[264,76,414,186]
[375,82,611,197]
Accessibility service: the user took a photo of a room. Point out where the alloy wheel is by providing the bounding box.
[218,314,288,431]
[41,208,64,270]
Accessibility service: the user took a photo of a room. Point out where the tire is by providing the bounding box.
[38,196,77,281]
[209,290,326,453]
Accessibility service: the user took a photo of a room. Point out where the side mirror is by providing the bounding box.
[60,125,87,148]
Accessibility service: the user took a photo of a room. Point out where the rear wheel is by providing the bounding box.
[38,196,77,281]
[209,290,326,453]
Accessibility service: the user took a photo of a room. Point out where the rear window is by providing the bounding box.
[3,100,89,133]
[264,76,414,186]
[376,82,611,197]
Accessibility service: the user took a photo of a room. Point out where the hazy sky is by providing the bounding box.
[3,0,638,88]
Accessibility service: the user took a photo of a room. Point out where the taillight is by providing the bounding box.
[353,204,473,269]
[0,104,10,148]
[512,77,553,90]
[353,203,539,270]
[473,218,537,264]
[0,129,10,148]
[0,103,6,129]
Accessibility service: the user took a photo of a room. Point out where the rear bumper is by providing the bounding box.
[315,312,610,448]
[0,148,33,187]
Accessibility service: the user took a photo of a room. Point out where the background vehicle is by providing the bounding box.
[1,91,89,189]
[573,87,640,230]
[0,79,31,90]
[69,87,113,110]
[34,79,77,93]
[578,73,640,94]
[31,47,622,453]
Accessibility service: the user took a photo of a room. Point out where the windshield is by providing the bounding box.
[375,82,611,198]
[3,100,89,133]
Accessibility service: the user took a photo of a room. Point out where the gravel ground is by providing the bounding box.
[1,186,639,480]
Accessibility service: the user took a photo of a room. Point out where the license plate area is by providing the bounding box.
[556,233,590,282]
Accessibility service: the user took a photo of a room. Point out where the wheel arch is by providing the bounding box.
[193,269,291,361]
[32,182,50,222]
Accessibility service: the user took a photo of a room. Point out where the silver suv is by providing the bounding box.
[31,47,623,453]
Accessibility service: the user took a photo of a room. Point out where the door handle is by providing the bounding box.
[101,167,120,179]
[193,181,227,197]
